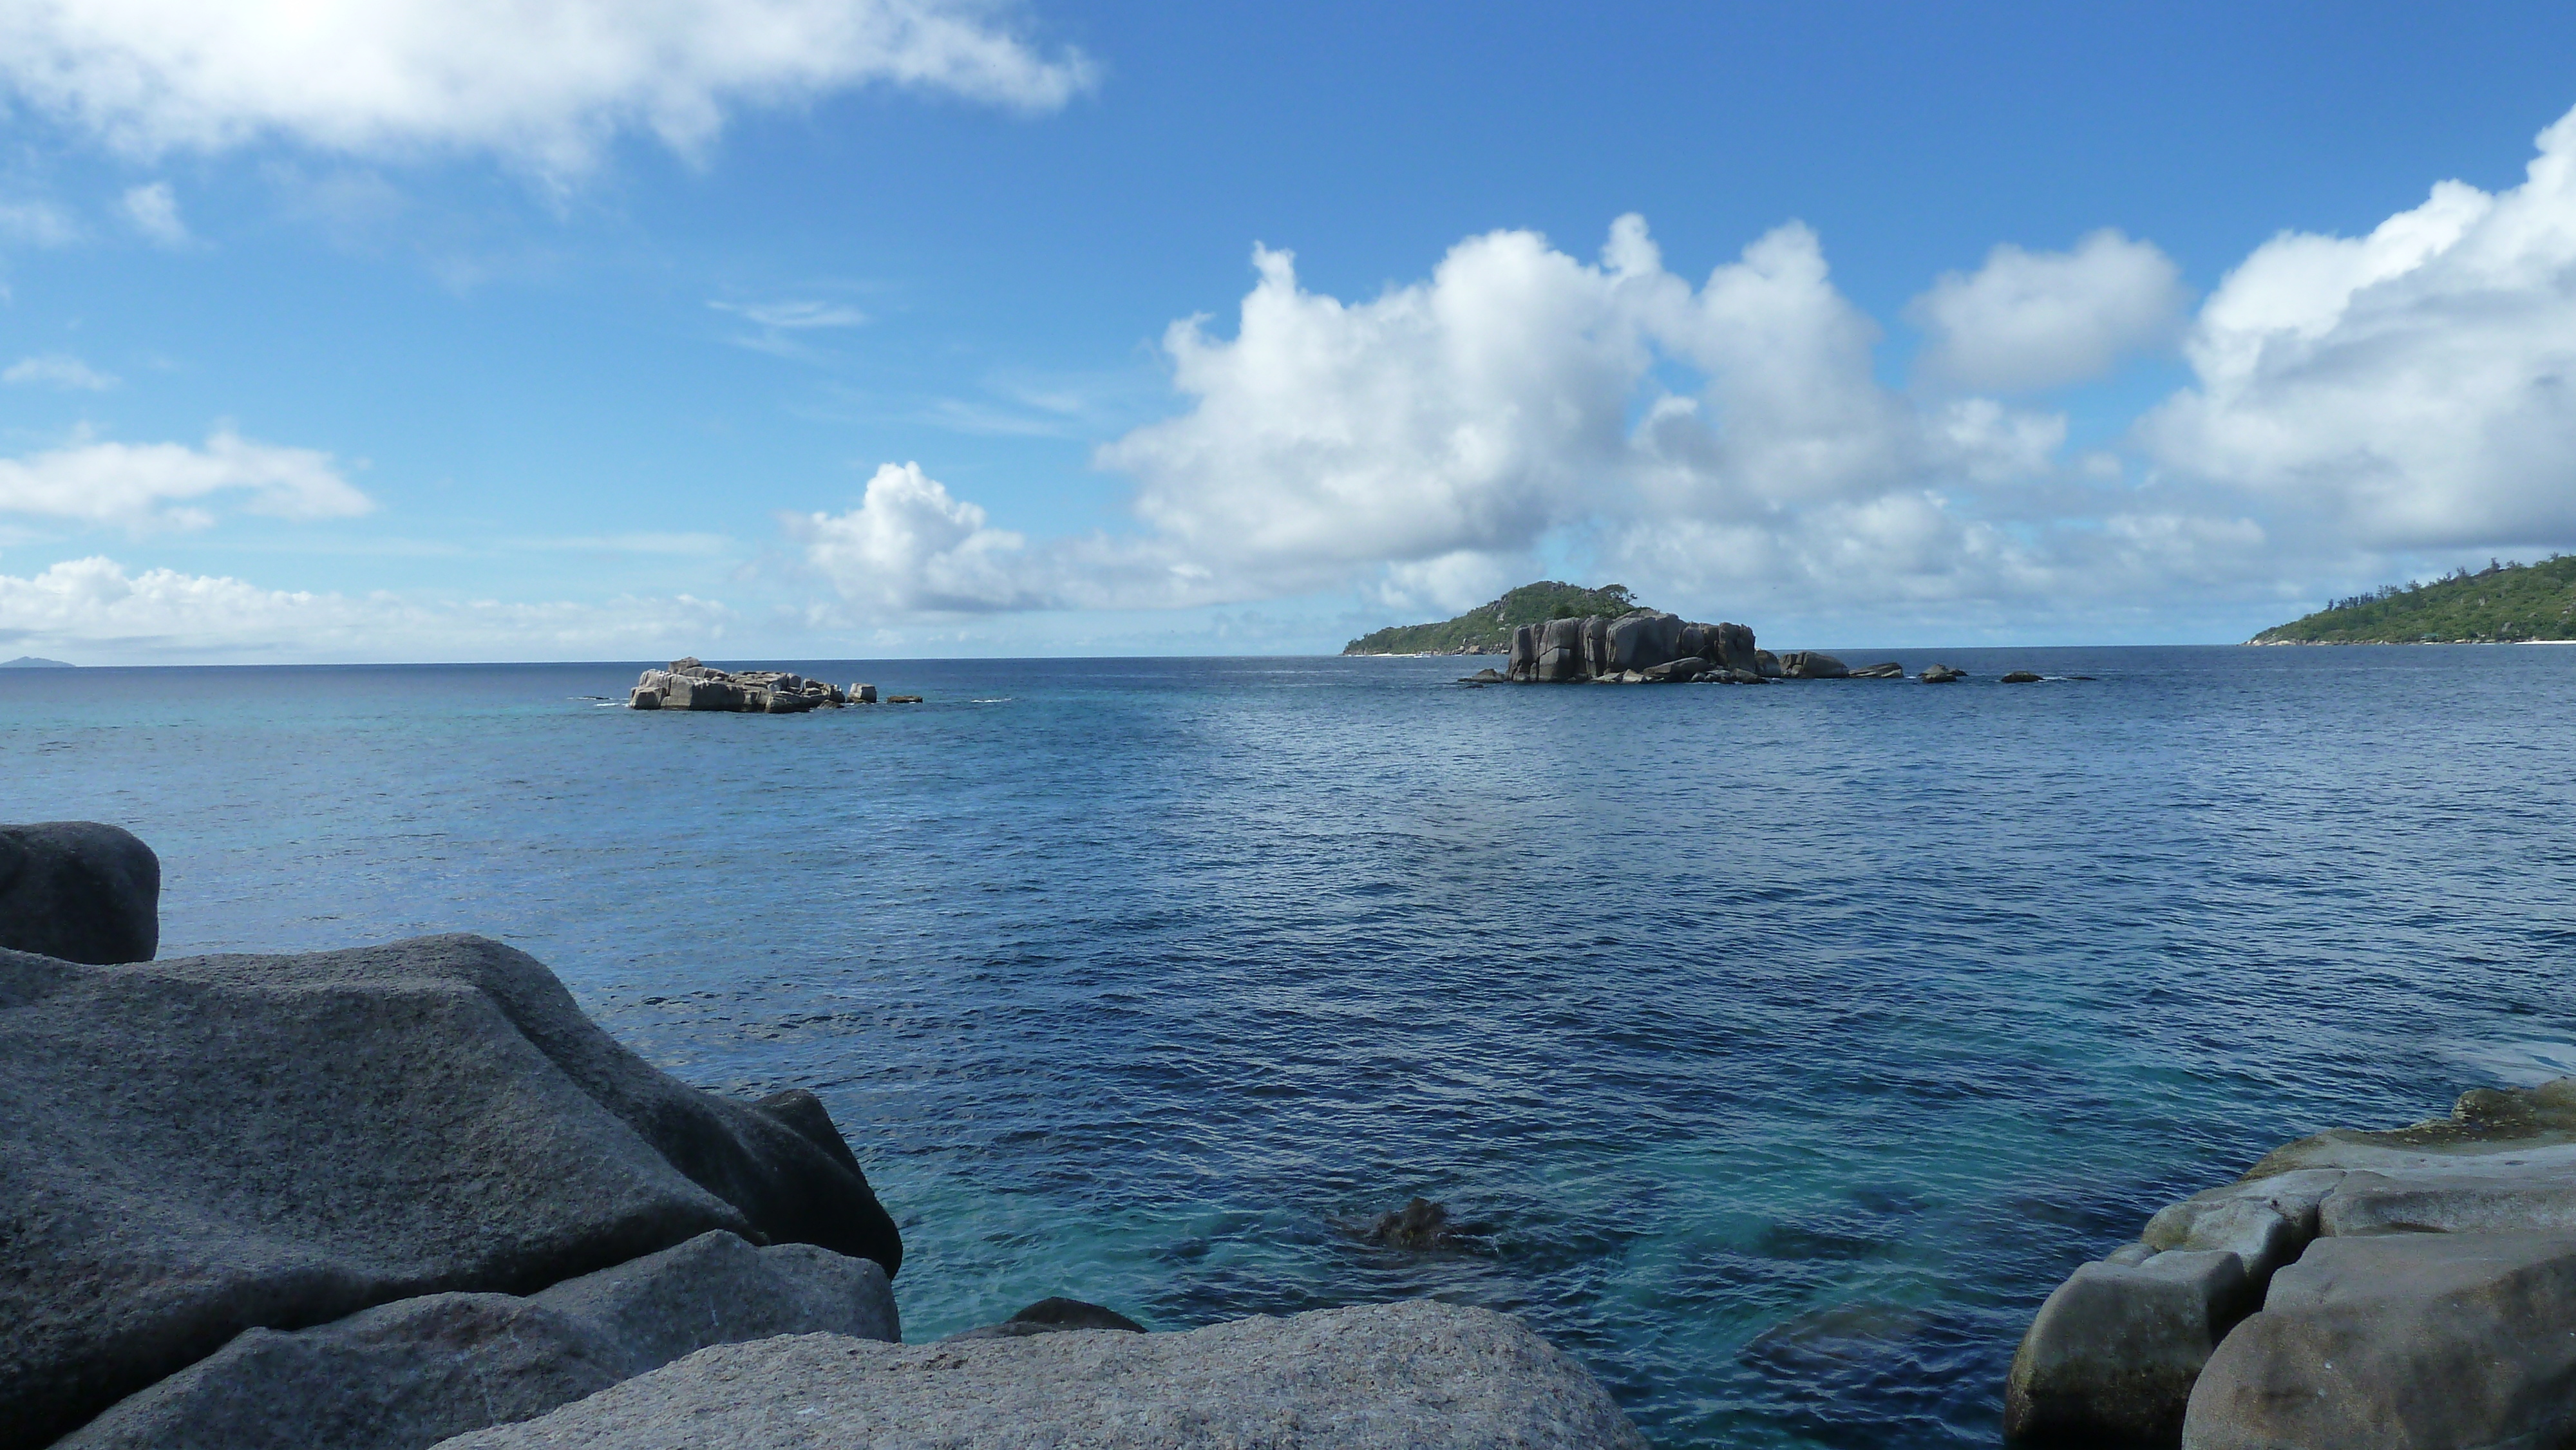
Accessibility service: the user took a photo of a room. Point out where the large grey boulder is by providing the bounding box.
[0,821,158,965]
[58,1230,896,1450]
[0,934,900,1448]
[1710,622,1759,672]
[1536,618,1587,682]
[1754,650,1785,679]
[433,1300,1648,1450]
[1509,624,1539,679]
[2182,1230,2576,1449]
[2142,1169,2344,1289]
[2005,1250,2256,1448]
[1778,651,1849,679]
[1582,615,1611,678]
[1605,611,1684,672]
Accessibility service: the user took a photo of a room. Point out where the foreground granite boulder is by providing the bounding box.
[0,934,900,1448]
[2183,1230,2576,1449]
[59,1230,896,1450]
[0,820,158,964]
[2008,1078,2576,1449]
[433,1300,1648,1450]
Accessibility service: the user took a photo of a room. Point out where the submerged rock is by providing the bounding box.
[59,1230,896,1450]
[2002,670,2043,683]
[0,934,900,1446]
[945,1297,1148,1342]
[1366,1196,1455,1250]
[432,1301,1649,1450]
[0,820,158,965]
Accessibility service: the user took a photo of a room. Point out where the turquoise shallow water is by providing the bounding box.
[8,646,2575,1446]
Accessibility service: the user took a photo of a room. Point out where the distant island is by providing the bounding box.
[1343,581,1643,655]
[2251,556,2576,643]
[1,656,73,668]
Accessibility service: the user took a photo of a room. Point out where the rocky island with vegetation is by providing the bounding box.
[2251,554,2576,643]
[1348,580,1994,685]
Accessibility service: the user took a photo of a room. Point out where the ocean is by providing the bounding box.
[8,645,2573,1447]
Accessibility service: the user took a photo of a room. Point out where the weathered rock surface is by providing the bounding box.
[1,934,900,1447]
[1848,662,1905,679]
[1605,610,1685,672]
[2183,1230,2576,1449]
[2005,1251,2256,1449]
[432,1301,1649,1450]
[1919,664,1965,683]
[2141,1169,2343,1288]
[1753,649,1784,679]
[0,820,158,965]
[58,1230,896,1450]
[2002,670,2043,683]
[627,659,845,713]
[1537,617,1587,681]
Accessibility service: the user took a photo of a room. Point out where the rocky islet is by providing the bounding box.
[624,658,922,712]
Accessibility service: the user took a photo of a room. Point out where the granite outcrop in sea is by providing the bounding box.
[0,822,1645,1450]
[2009,1080,2576,1447]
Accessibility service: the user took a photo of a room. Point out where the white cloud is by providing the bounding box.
[791,460,1050,614]
[0,198,79,246]
[119,180,187,245]
[4,354,119,390]
[1907,229,2188,393]
[0,428,372,530]
[710,299,867,329]
[0,0,1096,174]
[0,554,736,662]
[2140,103,2576,552]
[1091,216,2081,616]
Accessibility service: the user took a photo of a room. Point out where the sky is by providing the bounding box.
[4,1,2576,662]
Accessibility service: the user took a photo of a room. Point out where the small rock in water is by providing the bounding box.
[1368,1196,1454,1249]
[887,694,925,704]
[2001,670,2042,683]
[1918,665,1966,683]
[1848,662,1906,679]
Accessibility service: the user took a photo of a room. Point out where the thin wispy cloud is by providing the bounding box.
[709,299,868,330]
[5,355,120,390]
[118,181,188,245]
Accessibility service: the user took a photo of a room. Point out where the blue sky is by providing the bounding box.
[5,1,2576,661]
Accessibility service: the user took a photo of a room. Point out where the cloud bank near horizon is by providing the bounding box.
[12,102,2576,658]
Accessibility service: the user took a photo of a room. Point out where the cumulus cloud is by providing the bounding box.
[0,0,1095,174]
[4,354,118,390]
[0,554,736,661]
[1907,229,2188,393]
[791,460,1051,613]
[2140,104,2576,552]
[0,428,372,530]
[119,180,187,245]
[1090,215,2091,617]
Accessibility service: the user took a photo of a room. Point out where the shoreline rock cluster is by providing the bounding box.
[627,658,922,712]
[3,823,1643,1450]
[1462,608,1982,685]
[2009,1079,2576,1447]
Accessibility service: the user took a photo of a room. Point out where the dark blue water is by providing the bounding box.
[8,647,2575,1447]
